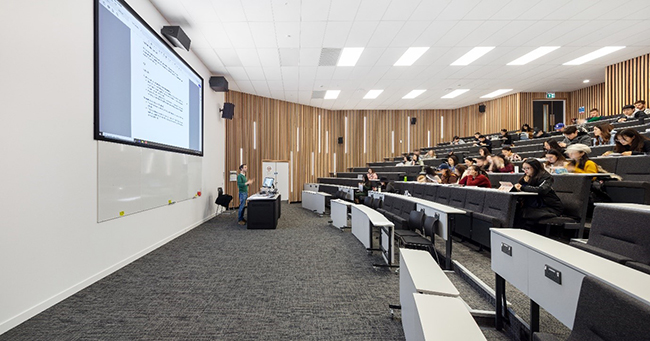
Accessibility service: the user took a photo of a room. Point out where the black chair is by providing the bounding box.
[435,186,451,205]
[363,196,374,207]
[215,187,233,210]
[371,198,382,210]
[533,276,650,341]
[472,191,518,249]
[605,155,650,204]
[395,209,424,240]
[538,176,591,238]
[400,214,438,255]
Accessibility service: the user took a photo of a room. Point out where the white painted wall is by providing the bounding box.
[0,0,226,334]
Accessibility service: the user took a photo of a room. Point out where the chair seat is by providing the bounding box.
[395,229,420,238]
[538,216,578,226]
[400,235,431,246]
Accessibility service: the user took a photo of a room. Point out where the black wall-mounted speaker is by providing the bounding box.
[337,137,344,144]
[479,104,486,113]
[410,117,417,125]
[161,26,191,51]
[210,76,229,92]
[221,103,235,119]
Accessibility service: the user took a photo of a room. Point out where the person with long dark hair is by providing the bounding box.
[513,159,564,227]
[612,128,650,155]
[354,174,372,203]
[544,149,568,173]
[459,165,491,188]
[542,138,564,157]
[593,123,616,146]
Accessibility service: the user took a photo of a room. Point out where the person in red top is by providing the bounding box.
[459,166,492,188]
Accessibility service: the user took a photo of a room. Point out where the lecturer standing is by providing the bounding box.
[237,164,254,225]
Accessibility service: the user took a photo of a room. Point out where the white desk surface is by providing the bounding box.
[493,229,650,306]
[413,294,487,341]
[302,190,331,197]
[330,198,353,206]
[351,204,393,227]
[401,249,459,297]
[378,192,466,214]
[248,193,280,200]
[595,202,650,212]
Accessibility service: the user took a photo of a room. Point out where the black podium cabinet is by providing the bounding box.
[247,193,281,229]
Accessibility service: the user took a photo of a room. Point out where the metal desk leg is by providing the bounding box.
[445,215,453,270]
[530,299,540,338]
[496,274,505,331]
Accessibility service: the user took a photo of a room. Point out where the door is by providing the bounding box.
[533,101,565,132]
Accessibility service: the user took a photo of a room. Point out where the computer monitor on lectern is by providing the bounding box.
[263,177,275,189]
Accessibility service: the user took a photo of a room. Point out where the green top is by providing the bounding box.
[587,116,601,122]
[237,173,248,193]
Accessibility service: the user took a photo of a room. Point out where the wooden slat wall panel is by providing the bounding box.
[568,83,606,121]
[224,91,526,204]
[606,53,650,116]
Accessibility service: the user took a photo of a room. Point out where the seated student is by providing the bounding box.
[379,177,397,193]
[472,132,481,144]
[397,155,413,166]
[501,146,521,162]
[459,165,491,188]
[513,159,564,227]
[566,144,598,173]
[422,149,436,159]
[463,157,475,168]
[412,153,424,167]
[544,149,568,173]
[438,168,459,184]
[559,125,591,148]
[367,168,378,180]
[519,124,533,140]
[553,122,565,133]
[543,138,564,155]
[532,127,550,139]
[451,135,466,145]
[474,135,493,152]
[587,108,602,122]
[499,129,513,145]
[454,164,468,181]
[593,122,616,146]
[446,154,460,172]
[475,156,489,172]
[611,128,650,155]
[634,100,650,116]
[354,174,372,203]
[617,104,647,122]
[478,146,492,160]
[488,154,515,173]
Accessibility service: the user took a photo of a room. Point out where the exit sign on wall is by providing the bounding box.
[546,93,556,99]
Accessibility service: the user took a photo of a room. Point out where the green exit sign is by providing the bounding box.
[546,92,556,99]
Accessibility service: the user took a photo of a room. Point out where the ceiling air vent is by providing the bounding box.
[318,48,342,66]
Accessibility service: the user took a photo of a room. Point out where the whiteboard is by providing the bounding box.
[98,142,202,222]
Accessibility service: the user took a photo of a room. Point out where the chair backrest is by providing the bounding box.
[589,145,614,157]
[464,189,486,213]
[408,209,425,233]
[422,215,438,238]
[401,200,417,217]
[615,155,650,181]
[588,204,650,264]
[482,191,518,227]
[552,176,591,224]
[371,198,382,210]
[448,187,467,208]
[412,183,426,198]
[363,196,374,207]
[592,156,619,173]
[435,186,451,205]
[568,276,650,340]
[382,195,394,211]
[393,181,405,194]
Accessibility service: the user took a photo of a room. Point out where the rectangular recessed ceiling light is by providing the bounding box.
[480,89,513,98]
[394,47,430,66]
[451,47,495,66]
[563,46,625,65]
[403,89,426,99]
[337,47,364,66]
[507,46,560,65]
[442,89,469,99]
[324,90,340,99]
[364,90,383,99]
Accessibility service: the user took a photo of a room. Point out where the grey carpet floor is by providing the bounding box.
[1,203,405,341]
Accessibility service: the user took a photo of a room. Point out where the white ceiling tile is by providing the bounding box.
[367,21,405,47]
[409,0,453,21]
[331,67,354,80]
[202,22,232,48]
[355,0,391,21]
[227,66,249,80]
[375,48,409,66]
[435,0,482,20]
[223,23,256,48]
[462,0,511,20]
[271,0,301,21]
[322,21,354,47]
[299,22,327,48]
[236,49,262,66]
[345,21,379,47]
[236,80,255,93]
[434,21,484,47]
[267,80,285,90]
[212,0,247,22]
[270,89,286,99]
[257,49,281,66]
[241,0,274,21]
[328,0,361,21]
[381,0,422,21]
[355,48,386,67]
[245,67,266,80]
[457,21,510,47]
[300,0,331,21]
[248,22,277,48]
[389,21,432,47]
[193,48,227,73]
[251,80,270,94]
[596,0,650,20]
[275,22,301,48]
[299,67,319,80]
[182,0,220,23]
[215,48,243,66]
[279,48,300,66]
[299,48,322,66]
[517,0,568,20]
[490,0,541,20]
[315,66,336,80]
[281,66,300,82]
[411,21,456,46]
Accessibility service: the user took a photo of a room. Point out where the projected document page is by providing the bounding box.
[97,0,203,154]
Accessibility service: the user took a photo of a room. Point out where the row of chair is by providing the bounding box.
[570,203,650,275]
